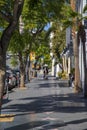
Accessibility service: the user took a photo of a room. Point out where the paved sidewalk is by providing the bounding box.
[1,78,87,130]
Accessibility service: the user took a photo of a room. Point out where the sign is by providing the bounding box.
[30,52,35,61]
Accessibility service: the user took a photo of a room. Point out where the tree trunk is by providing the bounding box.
[28,57,31,81]
[70,0,81,93]
[28,60,31,81]
[20,72,25,88]
[0,0,24,112]
[25,55,31,82]
[72,33,81,92]
[18,52,26,88]
[0,23,18,112]
[0,50,6,112]
[0,23,16,112]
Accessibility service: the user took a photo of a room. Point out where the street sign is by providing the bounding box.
[30,52,35,61]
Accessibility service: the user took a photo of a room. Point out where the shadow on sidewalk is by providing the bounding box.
[2,92,87,114]
[5,120,65,130]
[4,117,87,130]
[2,80,87,130]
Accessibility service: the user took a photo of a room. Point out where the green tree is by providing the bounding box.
[70,0,81,93]
[9,29,28,88]
[35,44,51,67]
[18,0,65,84]
[9,25,47,87]
[0,0,68,110]
[60,1,81,92]
[69,1,87,96]
[61,1,87,96]
[51,22,66,63]
[0,0,24,111]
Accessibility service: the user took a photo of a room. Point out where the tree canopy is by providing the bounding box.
[51,22,66,62]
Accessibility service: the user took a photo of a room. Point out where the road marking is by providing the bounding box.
[0,114,15,122]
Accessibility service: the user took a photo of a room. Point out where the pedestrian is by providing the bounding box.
[6,75,9,83]
[46,67,48,75]
[45,67,48,79]
[68,73,75,88]
[43,68,46,78]
[71,74,74,88]
[68,73,72,87]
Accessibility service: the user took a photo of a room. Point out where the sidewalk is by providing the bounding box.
[1,78,87,130]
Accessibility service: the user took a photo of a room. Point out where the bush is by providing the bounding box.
[58,72,62,78]
[71,68,75,75]
[58,71,68,79]
[62,72,68,79]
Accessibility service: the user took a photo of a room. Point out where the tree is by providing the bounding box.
[0,0,24,111]
[9,25,47,87]
[35,44,51,67]
[9,29,28,88]
[0,0,69,110]
[61,1,81,92]
[69,0,87,95]
[22,0,63,81]
[70,0,81,93]
[51,22,66,63]
[61,1,87,96]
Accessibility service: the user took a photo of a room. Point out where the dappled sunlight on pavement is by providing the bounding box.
[1,78,87,130]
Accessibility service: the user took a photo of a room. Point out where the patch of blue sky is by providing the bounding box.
[44,23,50,31]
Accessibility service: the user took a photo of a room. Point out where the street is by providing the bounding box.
[1,77,87,130]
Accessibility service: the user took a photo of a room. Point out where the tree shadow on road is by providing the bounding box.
[4,117,87,130]
[4,120,66,130]
[2,91,87,114]
[2,83,87,130]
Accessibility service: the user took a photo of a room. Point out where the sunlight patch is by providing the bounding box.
[0,114,15,122]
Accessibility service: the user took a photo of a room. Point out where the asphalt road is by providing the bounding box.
[1,77,87,130]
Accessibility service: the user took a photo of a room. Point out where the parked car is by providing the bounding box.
[3,68,19,95]
[6,71,17,90]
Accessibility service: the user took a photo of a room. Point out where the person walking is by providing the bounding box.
[68,73,75,88]
[68,73,72,87]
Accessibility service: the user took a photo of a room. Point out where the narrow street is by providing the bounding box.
[1,77,87,130]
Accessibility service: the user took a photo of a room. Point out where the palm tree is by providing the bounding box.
[0,0,24,112]
[70,0,81,93]
[70,0,87,96]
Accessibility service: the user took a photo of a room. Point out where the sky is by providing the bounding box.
[44,23,50,31]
